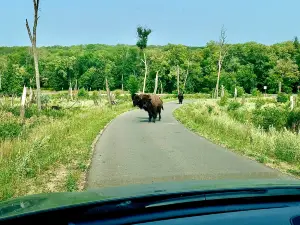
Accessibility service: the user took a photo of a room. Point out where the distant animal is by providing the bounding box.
[178,92,184,104]
[51,105,62,110]
[132,93,164,123]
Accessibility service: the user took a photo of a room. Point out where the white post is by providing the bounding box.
[290,95,295,110]
[20,86,27,120]
[234,87,237,99]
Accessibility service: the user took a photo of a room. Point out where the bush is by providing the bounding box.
[201,88,210,93]
[228,109,252,124]
[255,98,265,109]
[41,94,51,105]
[127,75,139,98]
[287,108,300,133]
[227,101,242,111]
[0,122,23,139]
[251,88,262,97]
[236,86,245,97]
[218,94,228,106]
[114,90,121,99]
[252,107,288,131]
[77,88,89,99]
[207,105,214,114]
[277,93,289,103]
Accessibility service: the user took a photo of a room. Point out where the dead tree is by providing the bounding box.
[26,0,42,111]
[177,65,180,94]
[183,60,190,90]
[215,25,228,98]
[153,71,159,94]
[105,77,112,105]
[20,86,27,122]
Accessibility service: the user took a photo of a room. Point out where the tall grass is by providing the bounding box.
[174,100,300,176]
[0,102,132,201]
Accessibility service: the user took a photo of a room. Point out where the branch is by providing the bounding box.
[33,0,39,45]
[26,19,33,44]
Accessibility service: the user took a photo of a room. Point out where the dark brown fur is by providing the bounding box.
[178,92,184,104]
[132,94,164,123]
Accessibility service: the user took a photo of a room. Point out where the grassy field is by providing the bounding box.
[0,99,134,201]
[174,98,300,178]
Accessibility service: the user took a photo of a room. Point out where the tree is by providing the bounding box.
[127,75,139,98]
[26,0,42,111]
[215,25,228,98]
[136,26,152,93]
[272,58,299,93]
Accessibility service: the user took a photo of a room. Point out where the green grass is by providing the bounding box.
[0,102,133,201]
[174,100,300,177]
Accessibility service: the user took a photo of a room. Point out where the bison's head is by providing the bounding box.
[132,94,151,109]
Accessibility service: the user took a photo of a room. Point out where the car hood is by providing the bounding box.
[1,178,300,219]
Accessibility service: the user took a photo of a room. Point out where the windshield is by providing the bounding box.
[0,0,299,207]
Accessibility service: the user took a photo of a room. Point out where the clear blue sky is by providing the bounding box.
[1,0,299,47]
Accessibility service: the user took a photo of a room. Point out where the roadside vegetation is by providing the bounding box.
[174,94,300,178]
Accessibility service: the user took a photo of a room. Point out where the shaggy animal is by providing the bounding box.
[178,92,184,104]
[132,94,164,123]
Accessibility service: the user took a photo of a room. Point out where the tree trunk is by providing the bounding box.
[183,61,190,90]
[122,74,124,94]
[26,0,41,111]
[221,85,224,97]
[215,56,222,98]
[278,81,282,93]
[0,72,2,90]
[69,80,73,100]
[160,81,163,94]
[29,87,33,105]
[142,52,148,93]
[177,65,180,94]
[33,48,41,110]
[154,71,159,94]
[11,95,14,107]
[20,86,27,121]
[106,77,112,105]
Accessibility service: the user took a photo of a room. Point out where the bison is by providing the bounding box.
[178,92,184,104]
[132,93,164,123]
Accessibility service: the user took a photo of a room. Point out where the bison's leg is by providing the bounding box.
[152,108,157,123]
[157,107,161,121]
[148,112,152,122]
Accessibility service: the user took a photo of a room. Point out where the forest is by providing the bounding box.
[1,37,300,96]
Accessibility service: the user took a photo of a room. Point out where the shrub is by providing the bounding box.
[252,107,288,131]
[236,86,245,97]
[41,94,51,105]
[251,88,262,97]
[277,92,289,103]
[255,98,265,109]
[114,90,121,99]
[218,94,228,106]
[127,75,139,98]
[228,109,252,124]
[201,88,210,93]
[0,122,23,139]
[77,88,89,99]
[206,105,214,114]
[287,108,300,133]
[227,101,242,111]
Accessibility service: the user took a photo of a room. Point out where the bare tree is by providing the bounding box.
[26,0,42,111]
[20,86,27,122]
[177,65,180,94]
[105,77,112,105]
[136,26,152,93]
[183,60,190,90]
[153,71,159,94]
[215,25,228,98]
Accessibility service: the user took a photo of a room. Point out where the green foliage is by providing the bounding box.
[251,88,262,97]
[136,26,152,50]
[255,98,266,109]
[236,86,245,97]
[286,108,300,133]
[206,105,214,114]
[277,92,289,103]
[77,88,89,98]
[218,94,228,106]
[252,107,288,131]
[41,94,51,105]
[227,101,242,111]
[127,75,139,97]
[0,122,22,139]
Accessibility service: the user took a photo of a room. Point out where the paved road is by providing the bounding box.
[87,100,292,189]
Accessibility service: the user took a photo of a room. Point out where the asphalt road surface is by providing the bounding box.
[87,100,292,189]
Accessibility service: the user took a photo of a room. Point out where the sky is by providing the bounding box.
[1,0,299,47]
